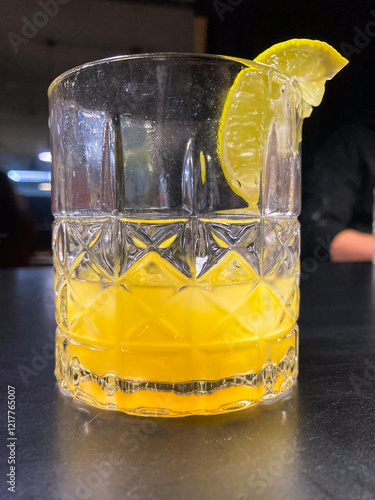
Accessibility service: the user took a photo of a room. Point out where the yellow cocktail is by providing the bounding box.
[50,40,346,416]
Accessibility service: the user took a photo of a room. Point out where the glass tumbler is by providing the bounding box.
[49,54,301,417]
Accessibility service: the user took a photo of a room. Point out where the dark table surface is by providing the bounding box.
[1,262,375,500]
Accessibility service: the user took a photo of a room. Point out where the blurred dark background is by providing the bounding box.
[1,0,374,266]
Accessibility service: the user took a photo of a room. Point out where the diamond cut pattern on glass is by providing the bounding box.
[196,220,260,279]
[263,219,299,277]
[89,219,125,277]
[53,218,299,389]
[65,219,106,273]
[54,218,300,334]
[123,220,191,277]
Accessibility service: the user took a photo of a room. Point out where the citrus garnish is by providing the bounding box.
[218,68,269,208]
[254,39,348,111]
[217,39,348,207]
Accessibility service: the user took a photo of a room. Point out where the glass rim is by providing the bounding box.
[48,52,290,97]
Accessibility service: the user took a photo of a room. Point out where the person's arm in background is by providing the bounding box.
[301,124,370,262]
[329,229,373,262]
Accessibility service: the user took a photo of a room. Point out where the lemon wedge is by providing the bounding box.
[218,67,270,208]
[254,39,348,110]
[217,39,348,207]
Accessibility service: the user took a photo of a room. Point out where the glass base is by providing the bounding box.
[55,346,298,417]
